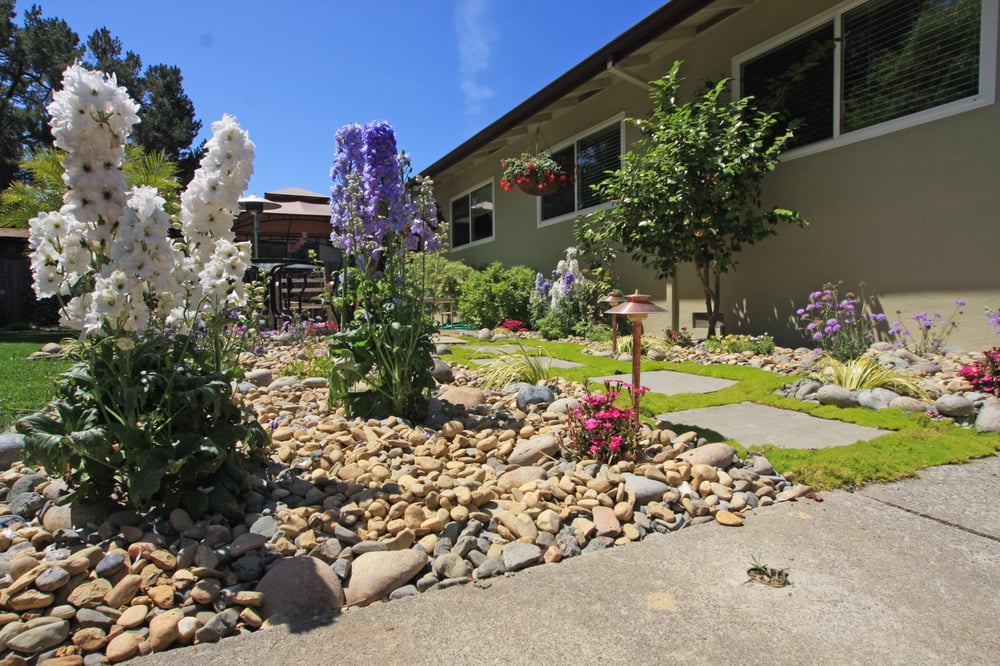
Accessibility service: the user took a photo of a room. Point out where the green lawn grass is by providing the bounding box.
[447,334,1000,490]
[0,330,73,432]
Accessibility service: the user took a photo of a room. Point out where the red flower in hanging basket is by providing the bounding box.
[500,152,572,196]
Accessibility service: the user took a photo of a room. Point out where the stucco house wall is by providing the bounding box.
[427,0,1000,350]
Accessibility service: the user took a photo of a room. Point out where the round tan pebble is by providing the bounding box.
[72,627,107,652]
[147,611,181,652]
[714,510,744,527]
[116,604,148,629]
[105,632,142,663]
[146,585,175,609]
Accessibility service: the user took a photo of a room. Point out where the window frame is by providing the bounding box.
[732,0,998,161]
[537,114,625,228]
[449,178,495,251]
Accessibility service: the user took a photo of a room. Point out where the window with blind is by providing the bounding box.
[737,0,992,152]
[451,181,493,249]
[540,120,622,223]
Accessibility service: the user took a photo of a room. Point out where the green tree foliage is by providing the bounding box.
[0,2,202,191]
[576,61,806,337]
[0,1,83,189]
[458,262,535,329]
[0,145,180,228]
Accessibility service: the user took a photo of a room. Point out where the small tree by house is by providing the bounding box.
[576,61,806,337]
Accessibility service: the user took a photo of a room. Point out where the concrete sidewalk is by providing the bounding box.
[137,456,1000,666]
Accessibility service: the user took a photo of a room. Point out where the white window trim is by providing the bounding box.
[732,0,998,161]
[449,178,495,251]
[537,113,626,229]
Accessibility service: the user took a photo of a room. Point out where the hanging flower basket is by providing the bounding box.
[500,152,572,196]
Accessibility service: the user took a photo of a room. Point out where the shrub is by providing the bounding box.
[458,262,535,329]
[704,333,775,355]
[958,348,1000,397]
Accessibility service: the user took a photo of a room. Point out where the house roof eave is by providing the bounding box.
[420,0,716,180]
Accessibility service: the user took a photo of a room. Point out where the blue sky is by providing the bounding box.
[25,0,666,197]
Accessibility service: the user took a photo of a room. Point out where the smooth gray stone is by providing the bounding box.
[0,433,24,470]
[622,473,670,505]
[935,394,976,418]
[473,556,506,580]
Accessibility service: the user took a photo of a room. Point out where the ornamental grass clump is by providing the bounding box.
[476,341,553,391]
[564,381,646,464]
[958,348,1000,397]
[17,65,266,517]
[814,355,927,397]
[327,121,443,420]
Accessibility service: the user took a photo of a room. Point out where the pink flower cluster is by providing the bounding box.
[566,381,647,464]
[958,347,1000,397]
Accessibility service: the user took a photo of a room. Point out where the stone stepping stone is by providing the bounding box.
[655,401,888,449]
[467,344,541,354]
[432,335,467,345]
[590,370,736,396]
[469,356,582,369]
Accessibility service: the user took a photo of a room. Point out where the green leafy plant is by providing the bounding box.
[614,334,668,357]
[578,60,806,337]
[18,334,267,517]
[327,121,442,420]
[665,327,695,348]
[813,355,927,397]
[704,333,775,355]
[564,380,645,464]
[476,341,553,390]
[458,262,536,329]
[499,152,571,194]
[748,553,790,587]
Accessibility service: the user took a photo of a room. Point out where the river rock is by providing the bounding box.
[6,619,69,654]
[516,385,555,411]
[438,386,486,409]
[508,435,560,466]
[501,541,542,572]
[257,556,345,621]
[678,443,736,468]
[975,402,1000,433]
[816,385,859,408]
[344,549,428,607]
[934,394,975,418]
[889,396,928,413]
[622,473,670,504]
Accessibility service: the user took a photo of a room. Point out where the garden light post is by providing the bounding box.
[600,292,625,355]
[606,290,667,423]
[237,194,279,261]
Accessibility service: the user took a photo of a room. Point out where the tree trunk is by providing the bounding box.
[694,261,720,338]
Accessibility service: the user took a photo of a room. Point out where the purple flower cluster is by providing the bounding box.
[988,309,1000,336]
[329,121,439,264]
[534,272,551,298]
[795,283,877,360]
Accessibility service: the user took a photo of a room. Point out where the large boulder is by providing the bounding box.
[256,556,344,623]
[344,549,428,607]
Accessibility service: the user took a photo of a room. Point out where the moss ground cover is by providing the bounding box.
[449,334,1000,491]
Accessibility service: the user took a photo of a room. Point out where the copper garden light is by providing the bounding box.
[599,291,625,354]
[606,290,667,422]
